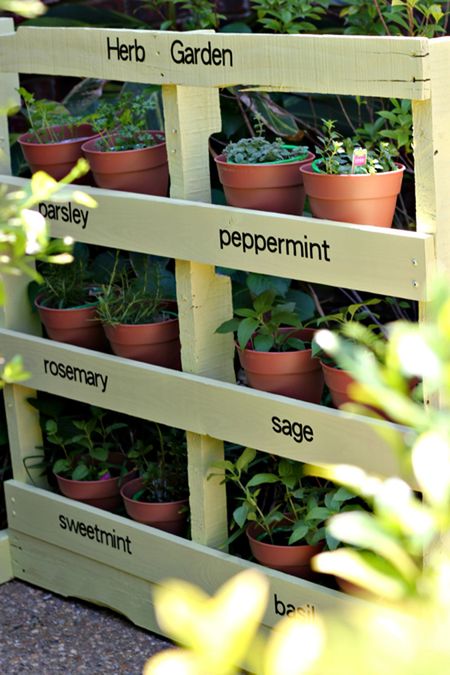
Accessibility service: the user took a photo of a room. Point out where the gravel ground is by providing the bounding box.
[0,580,171,674]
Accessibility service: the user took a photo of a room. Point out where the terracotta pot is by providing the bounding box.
[214,151,314,215]
[81,131,168,195]
[300,162,405,228]
[321,361,355,409]
[55,453,134,511]
[102,311,181,369]
[246,523,323,578]
[18,124,98,182]
[35,292,107,351]
[238,328,323,402]
[121,477,189,535]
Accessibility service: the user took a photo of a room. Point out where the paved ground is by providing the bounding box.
[0,579,171,674]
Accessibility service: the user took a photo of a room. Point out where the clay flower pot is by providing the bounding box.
[238,328,323,402]
[300,162,405,228]
[214,151,314,215]
[18,124,98,182]
[55,454,135,512]
[121,477,189,535]
[35,292,107,351]
[102,314,181,369]
[321,361,356,409]
[246,523,322,578]
[81,131,168,195]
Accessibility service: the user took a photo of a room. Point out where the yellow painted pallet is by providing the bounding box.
[0,18,448,630]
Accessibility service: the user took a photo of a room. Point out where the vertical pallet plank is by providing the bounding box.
[162,84,234,548]
[412,37,450,407]
[0,530,12,583]
[0,19,43,487]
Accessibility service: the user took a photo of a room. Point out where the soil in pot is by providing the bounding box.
[300,162,405,228]
[35,293,108,351]
[81,131,169,195]
[246,523,323,578]
[214,151,314,215]
[238,328,323,402]
[18,124,98,182]
[121,477,189,535]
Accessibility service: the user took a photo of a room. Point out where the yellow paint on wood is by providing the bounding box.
[0,176,433,302]
[0,530,13,583]
[0,331,406,477]
[0,25,430,99]
[7,482,366,627]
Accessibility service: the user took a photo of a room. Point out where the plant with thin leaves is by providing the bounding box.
[127,423,188,503]
[210,447,359,548]
[18,87,89,144]
[216,289,307,352]
[96,251,176,326]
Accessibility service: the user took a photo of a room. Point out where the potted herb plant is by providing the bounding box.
[210,448,358,578]
[81,90,168,195]
[97,252,181,368]
[34,252,107,351]
[17,87,98,181]
[120,423,189,535]
[216,287,323,402]
[312,299,385,409]
[214,116,313,214]
[44,405,131,511]
[300,120,404,228]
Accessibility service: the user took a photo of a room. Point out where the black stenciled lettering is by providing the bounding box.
[43,358,108,393]
[106,35,145,63]
[58,515,132,554]
[272,415,314,444]
[171,39,184,64]
[38,201,90,230]
[169,40,233,67]
[217,227,331,263]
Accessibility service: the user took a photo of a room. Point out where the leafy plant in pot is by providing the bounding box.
[312,299,386,410]
[17,87,98,182]
[300,119,404,228]
[121,423,189,535]
[45,405,131,511]
[81,89,168,195]
[210,448,358,578]
[33,250,107,350]
[216,287,323,402]
[96,252,181,368]
[214,115,313,215]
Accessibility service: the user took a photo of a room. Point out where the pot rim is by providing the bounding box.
[236,327,315,355]
[246,522,321,550]
[81,130,166,156]
[214,150,315,167]
[120,477,189,505]
[18,124,99,147]
[300,161,405,177]
[35,289,100,312]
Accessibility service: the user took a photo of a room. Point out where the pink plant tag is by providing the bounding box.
[351,148,367,173]
[99,471,112,481]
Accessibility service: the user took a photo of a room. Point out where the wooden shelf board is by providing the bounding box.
[0,530,13,584]
[0,329,406,477]
[3,177,434,301]
[6,481,368,630]
[0,28,431,99]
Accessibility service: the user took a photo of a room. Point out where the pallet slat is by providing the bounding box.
[0,28,430,99]
[0,330,406,477]
[6,481,366,629]
[2,177,434,301]
[0,530,12,583]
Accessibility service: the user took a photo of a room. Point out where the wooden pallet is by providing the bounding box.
[0,19,449,634]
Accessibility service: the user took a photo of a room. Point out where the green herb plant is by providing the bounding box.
[210,447,359,547]
[36,252,99,310]
[224,136,308,164]
[128,423,188,502]
[315,119,398,175]
[216,288,306,352]
[252,0,331,34]
[48,406,128,481]
[91,90,164,152]
[18,87,88,144]
[96,251,175,326]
